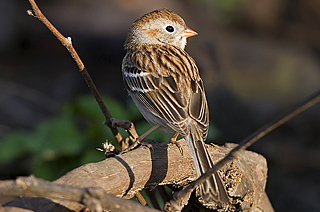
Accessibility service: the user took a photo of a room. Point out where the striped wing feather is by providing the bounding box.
[122,45,208,139]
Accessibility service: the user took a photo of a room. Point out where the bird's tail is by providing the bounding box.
[185,124,229,203]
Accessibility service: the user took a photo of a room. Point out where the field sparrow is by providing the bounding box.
[122,8,229,203]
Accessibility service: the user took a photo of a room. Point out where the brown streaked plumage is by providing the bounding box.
[122,8,229,204]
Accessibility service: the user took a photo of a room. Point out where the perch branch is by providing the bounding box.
[165,90,320,211]
[1,140,271,211]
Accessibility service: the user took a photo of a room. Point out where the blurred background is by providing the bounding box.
[1,0,320,211]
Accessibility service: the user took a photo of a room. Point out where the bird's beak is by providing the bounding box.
[180,26,198,38]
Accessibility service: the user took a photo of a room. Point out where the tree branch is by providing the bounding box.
[2,140,272,211]
[0,175,160,212]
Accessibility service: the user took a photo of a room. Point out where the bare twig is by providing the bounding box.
[135,191,148,206]
[0,175,159,212]
[110,118,139,143]
[27,0,130,150]
[165,90,320,211]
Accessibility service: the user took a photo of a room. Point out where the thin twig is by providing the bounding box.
[135,191,148,206]
[0,175,159,212]
[165,90,320,211]
[110,118,140,142]
[27,0,126,149]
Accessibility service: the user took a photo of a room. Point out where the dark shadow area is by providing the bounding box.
[5,197,73,212]
[145,140,169,190]
[114,156,135,197]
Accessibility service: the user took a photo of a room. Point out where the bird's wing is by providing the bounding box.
[122,45,208,139]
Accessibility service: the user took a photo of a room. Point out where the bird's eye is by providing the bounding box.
[166,25,174,32]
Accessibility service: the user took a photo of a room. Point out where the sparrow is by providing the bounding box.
[122,8,229,203]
